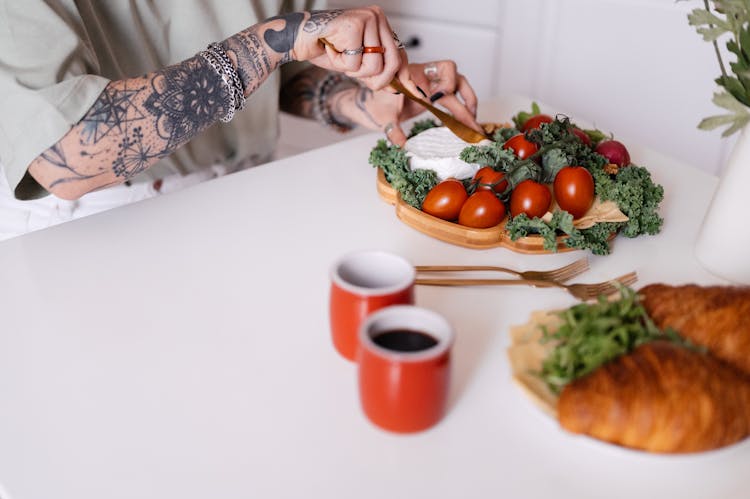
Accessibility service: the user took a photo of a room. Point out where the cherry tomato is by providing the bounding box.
[503,134,539,160]
[553,166,595,219]
[473,166,508,193]
[510,180,552,218]
[570,127,592,147]
[522,114,554,132]
[421,179,468,221]
[458,191,507,228]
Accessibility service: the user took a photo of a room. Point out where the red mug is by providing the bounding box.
[357,305,455,433]
[329,251,415,361]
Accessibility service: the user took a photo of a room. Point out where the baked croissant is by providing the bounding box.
[558,341,750,453]
[639,284,750,376]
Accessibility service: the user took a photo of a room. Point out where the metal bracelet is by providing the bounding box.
[207,42,246,111]
[313,73,357,133]
[199,50,236,123]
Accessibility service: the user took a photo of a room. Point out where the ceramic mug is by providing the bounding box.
[329,250,415,361]
[357,305,454,433]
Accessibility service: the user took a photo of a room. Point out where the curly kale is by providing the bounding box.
[368,139,438,208]
[407,119,439,138]
[493,127,519,143]
[506,211,579,252]
[459,141,516,168]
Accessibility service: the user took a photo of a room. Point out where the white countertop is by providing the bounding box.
[0,97,746,499]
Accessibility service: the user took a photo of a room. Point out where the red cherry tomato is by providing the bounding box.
[458,191,507,228]
[510,180,552,218]
[503,134,539,160]
[421,179,468,221]
[570,127,592,147]
[522,114,554,132]
[473,166,508,193]
[553,166,595,219]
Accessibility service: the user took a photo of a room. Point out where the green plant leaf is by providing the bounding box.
[688,8,732,41]
[698,92,750,137]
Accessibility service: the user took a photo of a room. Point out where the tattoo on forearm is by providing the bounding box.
[80,85,145,145]
[356,87,381,128]
[303,10,343,34]
[222,29,275,95]
[41,144,107,189]
[263,12,304,62]
[32,55,230,193]
[280,67,327,118]
[144,56,229,152]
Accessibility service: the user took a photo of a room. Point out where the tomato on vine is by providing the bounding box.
[421,179,468,221]
[510,180,552,218]
[503,134,538,160]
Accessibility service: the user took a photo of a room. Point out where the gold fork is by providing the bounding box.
[415,257,589,284]
[415,272,639,301]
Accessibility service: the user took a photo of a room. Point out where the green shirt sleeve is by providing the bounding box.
[0,0,109,200]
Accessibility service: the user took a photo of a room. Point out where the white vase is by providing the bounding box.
[695,126,750,284]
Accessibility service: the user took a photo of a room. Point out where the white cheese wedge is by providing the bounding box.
[404,127,492,180]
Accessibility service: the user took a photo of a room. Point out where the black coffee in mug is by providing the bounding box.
[372,329,438,352]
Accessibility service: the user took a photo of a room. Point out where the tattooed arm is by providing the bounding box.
[29,7,410,200]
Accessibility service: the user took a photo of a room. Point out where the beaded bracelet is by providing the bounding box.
[313,73,358,133]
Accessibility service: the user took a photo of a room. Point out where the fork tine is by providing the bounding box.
[550,257,589,282]
[590,272,639,298]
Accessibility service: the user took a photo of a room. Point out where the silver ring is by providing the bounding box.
[384,122,394,136]
[424,62,439,81]
[343,47,364,56]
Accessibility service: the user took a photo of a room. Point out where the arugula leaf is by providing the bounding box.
[539,286,694,393]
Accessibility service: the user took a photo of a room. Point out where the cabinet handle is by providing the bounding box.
[403,36,421,49]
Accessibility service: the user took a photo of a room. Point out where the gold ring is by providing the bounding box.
[363,46,386,54]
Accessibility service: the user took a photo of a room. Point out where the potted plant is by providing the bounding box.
[688,0,750,283]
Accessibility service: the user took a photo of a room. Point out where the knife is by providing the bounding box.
[389,77,489,144]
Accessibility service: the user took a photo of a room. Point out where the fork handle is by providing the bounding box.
[415,265,519,275]
[415,278,560,288]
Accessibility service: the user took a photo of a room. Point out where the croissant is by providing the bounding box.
[558,341,750,453]
[639,284,750,376]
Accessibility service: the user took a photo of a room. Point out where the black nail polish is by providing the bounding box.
[417,86,428,98]
[429,91,445,102]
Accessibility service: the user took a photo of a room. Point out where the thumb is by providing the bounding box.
[385,122,407,148]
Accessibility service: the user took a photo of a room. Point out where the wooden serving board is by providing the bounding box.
[376,169,578,253]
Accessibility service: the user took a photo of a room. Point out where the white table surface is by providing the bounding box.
[0,97,746,499]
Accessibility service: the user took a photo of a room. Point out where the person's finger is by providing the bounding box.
[365,15,403,89]
[384,121,407,147]
[434,93,483,133]
[345,14,383,79]
[455,74,478,117]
